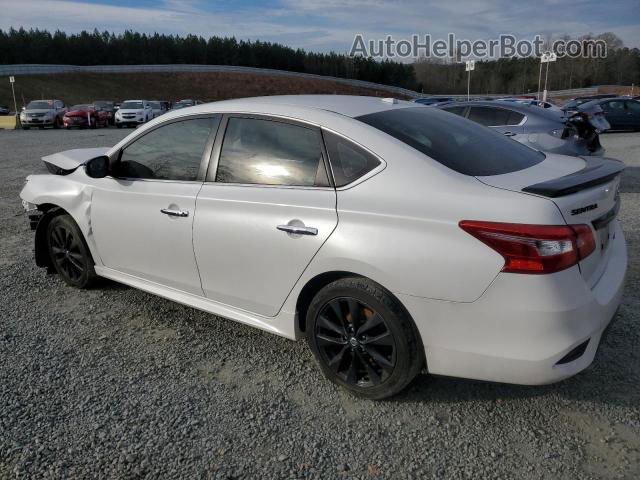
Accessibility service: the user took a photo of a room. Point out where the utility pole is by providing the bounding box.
[9,76,18,127]
[465,60,475,101]
[542,52,556,103]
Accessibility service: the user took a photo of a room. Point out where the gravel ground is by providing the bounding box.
[0,128,639,479]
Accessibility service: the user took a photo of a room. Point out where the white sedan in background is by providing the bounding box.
[114,99,153,128]
[20,95,626,399]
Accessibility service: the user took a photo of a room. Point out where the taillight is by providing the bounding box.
[459,221,595,274]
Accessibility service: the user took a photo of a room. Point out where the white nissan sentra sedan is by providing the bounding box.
[20,95,626,399]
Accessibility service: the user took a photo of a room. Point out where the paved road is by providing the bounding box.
[0,128,638,479]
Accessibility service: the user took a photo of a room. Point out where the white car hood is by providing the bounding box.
[118,109,144,114]
[42,147,110,171]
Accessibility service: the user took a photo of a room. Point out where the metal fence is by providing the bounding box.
[0,64,421,98]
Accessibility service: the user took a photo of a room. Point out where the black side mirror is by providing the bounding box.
[85,155,110,178]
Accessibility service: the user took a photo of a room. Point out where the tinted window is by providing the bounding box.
[602,101,625,112]
[216,117,328,186]
[116,117,218,181]
[626,100,640,113]
[323,131,380,187]
[507,111,525,125]
[356,107,544,176]
[442,106,466,116]
[467,106,511,126]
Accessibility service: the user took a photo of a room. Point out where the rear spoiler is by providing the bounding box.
[522,157,624,198]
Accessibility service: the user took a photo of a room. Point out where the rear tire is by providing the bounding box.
[22,126,30,130]
[306,277,424,399]
[47,214,97,289]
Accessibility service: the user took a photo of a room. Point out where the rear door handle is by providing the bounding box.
[277,225,318,236]
[161,208,189,217]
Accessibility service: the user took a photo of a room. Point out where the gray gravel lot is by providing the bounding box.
[0,128,639,479]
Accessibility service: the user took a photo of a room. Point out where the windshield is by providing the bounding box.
[94,101,112,108]
[26,100,54,110]
[121,101,144,109]
[149,101,161,109]
[172,103,189,109]
[356,107,545,176]
[70,104,92,110]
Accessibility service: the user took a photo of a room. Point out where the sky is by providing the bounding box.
[1,0,638,54]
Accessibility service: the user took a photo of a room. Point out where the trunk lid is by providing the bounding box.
[477,154,624,287]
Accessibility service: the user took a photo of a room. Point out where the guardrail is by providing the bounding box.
[0,64,422,99]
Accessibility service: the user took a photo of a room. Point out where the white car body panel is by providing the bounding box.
[20,95,627,385]
[91,180,204,295]
[194,184,338,316]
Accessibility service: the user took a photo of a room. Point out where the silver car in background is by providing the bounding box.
[436,100,609,157]
[20,99,66,130]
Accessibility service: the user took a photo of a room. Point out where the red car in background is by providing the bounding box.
[63,104,110,129]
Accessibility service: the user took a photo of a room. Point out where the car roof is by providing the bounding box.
[175,95,420,120]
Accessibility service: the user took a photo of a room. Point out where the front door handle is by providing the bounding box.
[277,224,318,236]
[503,131,517,137]
[160,208,189,217]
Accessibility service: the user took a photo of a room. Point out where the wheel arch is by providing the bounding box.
[295,270,424,353]
[34,204,67,269]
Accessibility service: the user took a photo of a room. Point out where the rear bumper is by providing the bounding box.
[399,221,627,385]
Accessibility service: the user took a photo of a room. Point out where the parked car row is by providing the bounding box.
[18,98,202,130]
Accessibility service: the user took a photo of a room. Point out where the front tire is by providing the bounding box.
[47,214,97,289]
[306,277,424,400]
[53,117,61,129]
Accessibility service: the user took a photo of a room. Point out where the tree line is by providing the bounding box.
[0,28,418,90]
[1,29,637,95]
[414,33,640,95]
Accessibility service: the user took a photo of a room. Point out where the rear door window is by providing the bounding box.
[356,107,544,176]
[216,117,329,187]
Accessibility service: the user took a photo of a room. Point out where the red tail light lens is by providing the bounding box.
[459,221,595,274]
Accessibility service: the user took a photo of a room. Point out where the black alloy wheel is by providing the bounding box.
[315,297,396,387]
[47,214,96,288]
[306,277,423,399]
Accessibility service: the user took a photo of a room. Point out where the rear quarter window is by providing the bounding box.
[356,107,544,176]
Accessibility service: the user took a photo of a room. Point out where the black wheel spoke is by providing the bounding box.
[345,353,359,384]
[363,345,394,370]
[328,299,344,327]
[315,296,395,388]
[51,246,65,257]
[66,253,84,272]
[357,313,384,336]
[316,333,347,347]
[318,314,345,336]
[356,349,381,385]
[361,331,394,346]
[51,228,64,248]
[327,345,349,368]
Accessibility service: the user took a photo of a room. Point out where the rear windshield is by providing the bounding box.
[356,107,545,176]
